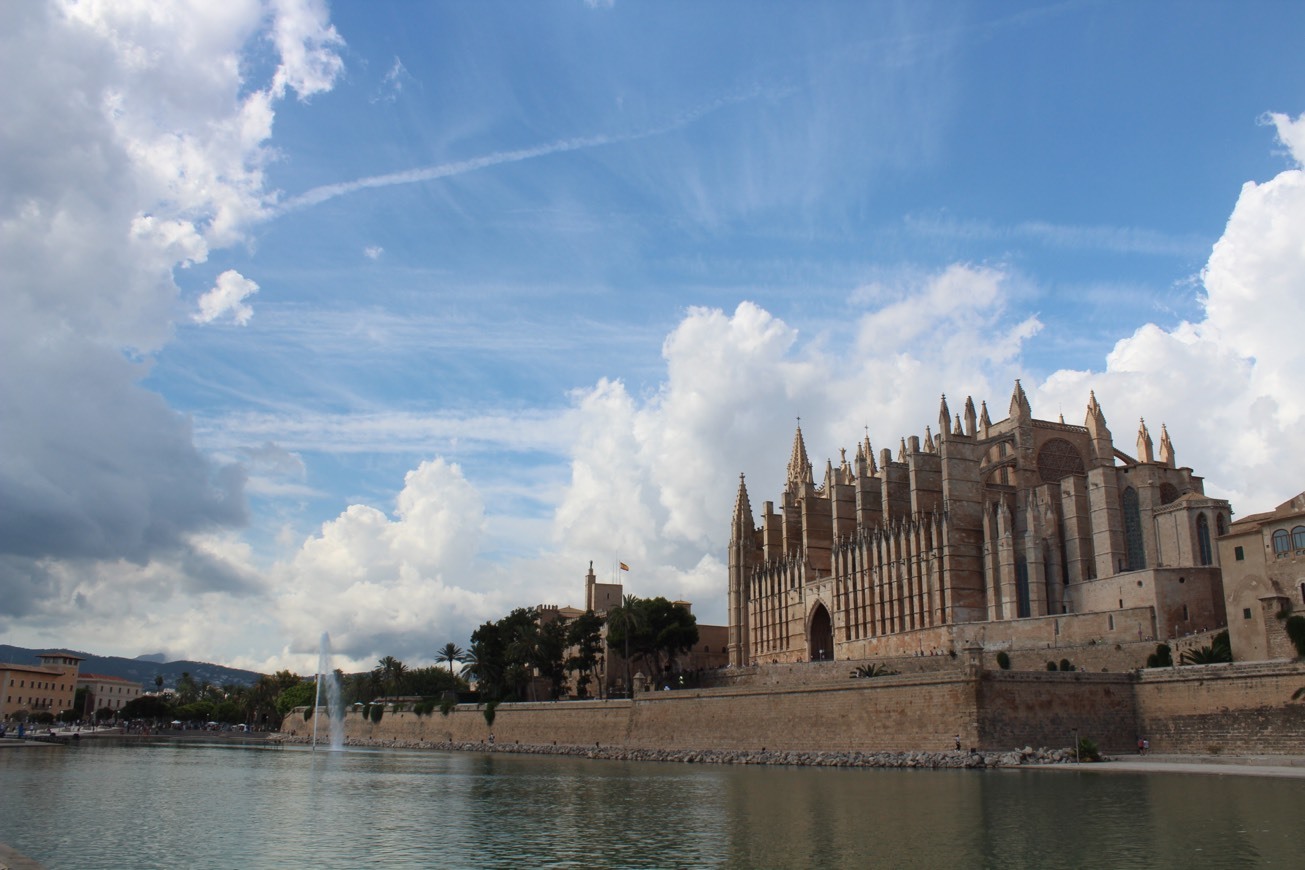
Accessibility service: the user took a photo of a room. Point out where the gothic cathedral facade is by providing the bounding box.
[727,383,1231,666]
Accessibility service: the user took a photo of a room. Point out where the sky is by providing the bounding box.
[3,0,1304,675]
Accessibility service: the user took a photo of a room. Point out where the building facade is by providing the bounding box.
[1219,492,1305,661]
[77,673,145,716]
[728,383,1232,666]
[1,652,83,721]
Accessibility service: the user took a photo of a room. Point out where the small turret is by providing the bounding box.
[964,396,977,437]
[1158,424,1175,467]
[979,401,992,438]
[1137,418,1154,463]
[1085,390,1114,464]
[938,395,951,438]
[1009,379,1031,423]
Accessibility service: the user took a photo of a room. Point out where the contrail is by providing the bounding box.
[276,87,784,214]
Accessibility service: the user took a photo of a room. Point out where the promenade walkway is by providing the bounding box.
[1055,753,1305,779]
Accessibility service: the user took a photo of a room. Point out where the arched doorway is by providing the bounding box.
[809,603,833,661]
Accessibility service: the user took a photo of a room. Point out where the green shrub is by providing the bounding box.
[1075,737,1100,762]
[484,700,499,728]
[369,704,384,724]
[440,696,457,717]
[995,651,1011,670]
[1146,643,1172,668]
[303,706,313,722]
[1285,615,1305,657]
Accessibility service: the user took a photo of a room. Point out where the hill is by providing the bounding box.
[0,644,263,689]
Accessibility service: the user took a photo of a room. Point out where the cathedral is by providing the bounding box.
[727,382,1231,666]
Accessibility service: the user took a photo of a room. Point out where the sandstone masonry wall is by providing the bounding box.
[288,661,1305,757]
[1135,661,1305,754]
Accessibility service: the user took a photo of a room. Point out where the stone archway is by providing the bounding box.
[809,603,833,661]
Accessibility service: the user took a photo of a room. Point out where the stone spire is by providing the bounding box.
[1085,390,1114,465]
[964,396,977,437]
[1136,418,1154,463]
[1157,423,1175,467]
[839,447,852,482]
[924,426,936,453]
[979,401,992,438]
[863,431,876,474]
[897,437,908,463]
[1009,379,1032,423]
[953,414,963,436]
[786,423,813,487]
[732,473,754,536]
[938,395,951,438]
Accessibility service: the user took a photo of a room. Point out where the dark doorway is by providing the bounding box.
[809,603,833,661]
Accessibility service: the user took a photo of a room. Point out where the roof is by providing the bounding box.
[0,663,66,676]
[1225,491,1305,535]
[77,673,141,684]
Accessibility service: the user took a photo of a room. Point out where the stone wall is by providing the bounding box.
[288,661,1305,757]
[977,672,1138,753]
[1135,661,1305,755]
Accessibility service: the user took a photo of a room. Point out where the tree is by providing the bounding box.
[176,672,199,705]
[567,611,605,698]
[437,643,465,678]
[375,656,407,697]
[121,694,172,721]
[607,596,699,688]
[1146,643,1173,668]
[402,666,465,697]
[275,680,317,718]
[154,674,164,692]
[605,594,644,696]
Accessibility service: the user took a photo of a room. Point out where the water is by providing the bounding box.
[2,741,1303,868]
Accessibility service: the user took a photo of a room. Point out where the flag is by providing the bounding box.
[619,562,630,571]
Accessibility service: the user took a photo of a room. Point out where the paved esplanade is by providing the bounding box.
[1047,754,1305,779]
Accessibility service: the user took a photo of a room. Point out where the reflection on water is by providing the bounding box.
[2,741,1302,868]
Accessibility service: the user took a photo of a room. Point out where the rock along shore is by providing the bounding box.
[269,734,1086,769]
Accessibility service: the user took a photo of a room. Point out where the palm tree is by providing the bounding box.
[376,656,407,697]
[437,643,464,679]
[606,594,644,697]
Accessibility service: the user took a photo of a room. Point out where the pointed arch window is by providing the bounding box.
[1122,487,1146,570]
[1196,514,1212,566]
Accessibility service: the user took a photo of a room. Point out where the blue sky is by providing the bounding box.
[3,0,1304,673]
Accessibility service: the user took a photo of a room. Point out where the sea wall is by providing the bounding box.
[287,661,1305,756]
[1135,660,1305,754]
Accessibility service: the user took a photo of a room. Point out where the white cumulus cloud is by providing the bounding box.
[195,269,260,324]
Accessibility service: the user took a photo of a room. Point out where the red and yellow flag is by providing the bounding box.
[619,562,630,571]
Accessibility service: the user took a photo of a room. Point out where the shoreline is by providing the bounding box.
[268,734,1305,777]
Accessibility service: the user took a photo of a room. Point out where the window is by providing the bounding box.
[1293,526,1305,550]
[1182,604,1190,621]
[1273,529,1291,556]
[1243,608,1252,619]
[1234,545,1244,561]
[1197,514,1212,565]
[1217,514,1228,536]
[1122,488,1146,570]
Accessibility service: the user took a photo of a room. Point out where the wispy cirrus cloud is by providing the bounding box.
[278,87,788,213]
[903,213,1210,257]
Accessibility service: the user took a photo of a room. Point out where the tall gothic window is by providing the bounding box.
[1122,487,1146,571]
[1196,513,1212,566]
[1015,557,1031,619]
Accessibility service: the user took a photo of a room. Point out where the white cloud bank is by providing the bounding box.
[0,1,343,640]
